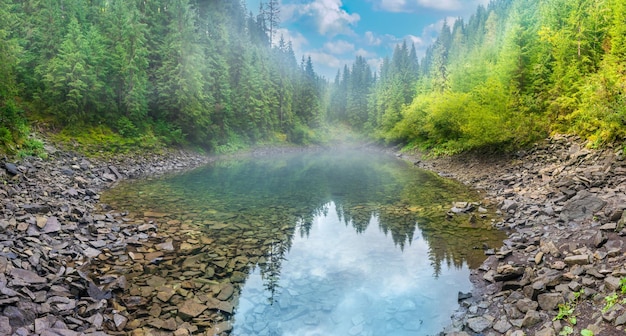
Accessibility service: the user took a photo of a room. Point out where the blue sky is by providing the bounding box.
[246,0,491,79]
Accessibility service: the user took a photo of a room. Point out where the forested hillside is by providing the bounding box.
[0,0,326,154]
[329,0,626,154]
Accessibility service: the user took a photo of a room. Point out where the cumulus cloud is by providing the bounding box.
[284,0,360,37]
[378,0,408,12]
[324,40,355,54]
[371,0,488,14]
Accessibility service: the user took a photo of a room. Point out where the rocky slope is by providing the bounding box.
[402,134,626,336]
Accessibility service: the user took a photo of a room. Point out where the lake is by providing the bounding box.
[98,147,506,335]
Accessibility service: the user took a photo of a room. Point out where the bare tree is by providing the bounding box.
[263,0,280,46]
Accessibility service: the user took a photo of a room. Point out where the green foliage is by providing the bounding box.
[3,0,326,153]
[554,302,575,321]
[581,329,594,336]
[51,125,161,157]
[115,117,140,138]
[327,0,626,153]
[17,138,46,159]
[559,325,574,336]
[602,293,619,313]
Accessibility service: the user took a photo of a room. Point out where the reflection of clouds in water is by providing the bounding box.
[233,202,473,335]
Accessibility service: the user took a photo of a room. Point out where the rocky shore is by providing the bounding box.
[402,134,626,336]
[0,145,213,335]
[3,134,626,336]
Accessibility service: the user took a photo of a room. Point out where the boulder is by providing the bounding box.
[537,293,565,311]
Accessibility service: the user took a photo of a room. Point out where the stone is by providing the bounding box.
[155,241,174,251]
[0,316,10,335]
[593,231,608,248]
[501,200,518,212]
[551,261,567,270]
[457,291,472,301]
[521,310,542,327]
[36,216,48,229]
[492,318,512,333]
[10,268,46,284]
[43,216,61,233]
[535,251,544,264]
[217,283,235,301]
[615,312,626,326]
[515,298,538,313]
[604,276,622,292]
[82,247,101,258]
[4,162,19,175]
[466,316,493,333]
[178,300,207,320]
[207,321,232,335]
[22,204,51,214]
[541,241,561,258]
[560,190,607,221]
[113,314,128,331]
[156,286,175,302]
[494,265,525,282]
[564,255,590,266]
[538,293,565,311]
[536,327,556,336]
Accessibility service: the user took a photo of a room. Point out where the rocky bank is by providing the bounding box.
[402,134,626,336]
[0,145,214,335]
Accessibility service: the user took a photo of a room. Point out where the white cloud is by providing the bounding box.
[371,0,488,14]
[379,0,409,12]
[404,34,424,47]
[365,31,382,46]
[324,40,355,54]
[308,51,344,69]
[416,0,462,11]
[284,0,360,37]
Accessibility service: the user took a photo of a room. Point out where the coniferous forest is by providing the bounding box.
[2,0,626,155]
[329,0,626,154]
[0,0,325,153]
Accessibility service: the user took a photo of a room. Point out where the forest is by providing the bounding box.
[0,0,326,154]
[328,0,626,154]
[1,0,626,155]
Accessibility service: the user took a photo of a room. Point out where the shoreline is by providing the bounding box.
[2,136,626,335]
[398,135,626,335]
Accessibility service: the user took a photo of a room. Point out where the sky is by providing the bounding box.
[245,0,491,79]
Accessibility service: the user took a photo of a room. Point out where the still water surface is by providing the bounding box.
[101,147,506,335]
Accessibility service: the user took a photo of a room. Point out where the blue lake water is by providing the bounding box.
[99,147,506,335]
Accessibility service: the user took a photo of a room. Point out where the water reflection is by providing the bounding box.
[234,202,473,336]
[95,148,506,335]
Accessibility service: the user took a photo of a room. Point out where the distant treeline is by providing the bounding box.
[328,0,626,154]
[0,0,326,153]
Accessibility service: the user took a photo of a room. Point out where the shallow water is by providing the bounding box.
[101,147,506,335]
